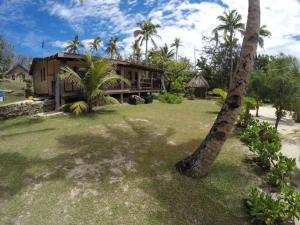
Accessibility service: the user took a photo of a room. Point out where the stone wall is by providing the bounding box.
[0,99,55,120]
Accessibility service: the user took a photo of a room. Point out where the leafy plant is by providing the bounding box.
[267,154,296,187]
[249,140,281,170]
[246,187,300,225]
[59,53,129,115]
[237,113,257,128]
[158,92,182,104]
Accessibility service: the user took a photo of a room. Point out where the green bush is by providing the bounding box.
[242,97,257,113]
[237,113,257,129]
[185,88,195,100]
[208,88,227,105]
[144,94,154,104]
[158,92,183,104]
[246,187,300,225]
[267,154,296,187]
[249,140,281,170]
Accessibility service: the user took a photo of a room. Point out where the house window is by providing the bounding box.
[40,67,46,82]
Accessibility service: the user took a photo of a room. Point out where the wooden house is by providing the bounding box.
[29,53,163,110]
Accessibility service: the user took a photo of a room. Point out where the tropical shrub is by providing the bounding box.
[267,154,296,187]
[242,97,256,113]
[249,140,281,170]
[236,113,257,128]
[144,94,154,104]
[24,79,33,98]
[60,54,129,115]
[158,92,183,104]
[246,187,300,225]
[185,88,195,100]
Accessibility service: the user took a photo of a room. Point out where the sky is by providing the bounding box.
[1,0,300,61]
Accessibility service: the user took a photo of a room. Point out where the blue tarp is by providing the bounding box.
[0,91,5,97]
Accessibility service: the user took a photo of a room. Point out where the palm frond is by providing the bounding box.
[70,101,88,116]
[59,66,85,90]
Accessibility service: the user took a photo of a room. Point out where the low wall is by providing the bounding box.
[0,99,55,120]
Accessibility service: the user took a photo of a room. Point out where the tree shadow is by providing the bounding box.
[0,117,45,131]
[0,118,252,225]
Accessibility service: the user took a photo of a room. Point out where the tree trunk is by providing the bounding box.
[256,101,259,117]
[176,48,178,62]
[275,116,280,129]
[145,38,148,64]
[229,33,234,89]
[175,0,260,178]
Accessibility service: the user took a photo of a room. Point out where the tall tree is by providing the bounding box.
[0,34,15,73]
[60,54,129,114]
[64,35,84,54]
[106,37,119,59]
[89,37,102,53]
[171,38,183,61]
[132,40,142,62]
[213,9,245,88]
[266,55,300,129]
[134,19,161,63]
[175,0,261,177]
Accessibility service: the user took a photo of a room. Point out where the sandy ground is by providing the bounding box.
[250,105,300,168]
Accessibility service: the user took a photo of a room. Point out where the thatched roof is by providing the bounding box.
[187,75,209,88]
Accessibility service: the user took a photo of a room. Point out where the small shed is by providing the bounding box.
[187,75,209,98]
[5,64,30,82]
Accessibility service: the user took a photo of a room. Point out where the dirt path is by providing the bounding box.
[250,105,300,168]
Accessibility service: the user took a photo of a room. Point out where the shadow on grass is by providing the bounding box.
[0,118,252,225]
[0,128,56,138]
[0,117,45,131]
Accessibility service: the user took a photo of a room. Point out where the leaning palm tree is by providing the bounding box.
[59,54,129,114]
[171,38,183,61]
[106,37,119,59]
[213,9,245,88]
[134,19,161,63]
[89,37,102,53]
[175,0,260,177]
[64,35,84,54]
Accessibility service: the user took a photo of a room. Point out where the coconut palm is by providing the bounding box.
[106,37,119,59]
[258,25,271,48]
[134,19,161,62]
[176,0,261,177]
[171,38,183,61]
[89,37,102,53]
[64,35,84,54]
[132,40,142,62]
[158,44,175,60]
[213,9,245,88]
[59,54,129,114]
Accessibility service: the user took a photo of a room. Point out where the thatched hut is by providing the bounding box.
[187,75,209,98]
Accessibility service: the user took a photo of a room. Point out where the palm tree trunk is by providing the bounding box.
[175,0,260,178]
[229,34,234,89]
[176,48,178,62]
[256,100,259,117]
[145,38,148,64]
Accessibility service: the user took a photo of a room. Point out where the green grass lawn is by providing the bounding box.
[0,79,26,105]
[0,100,258,225]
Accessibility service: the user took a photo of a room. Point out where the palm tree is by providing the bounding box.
[134,19,161,63]
[106,37,119,59]
[158,44,175,60]
[89,37,102,53]
[132,40,142,62]
[64,35,84,54]
[171,38,183,61]
[59,54,129,114]
[258,25,271,48]
[175,0,261,177]
[213,9,245,88]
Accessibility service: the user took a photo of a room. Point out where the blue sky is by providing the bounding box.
[1,0,300,60]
